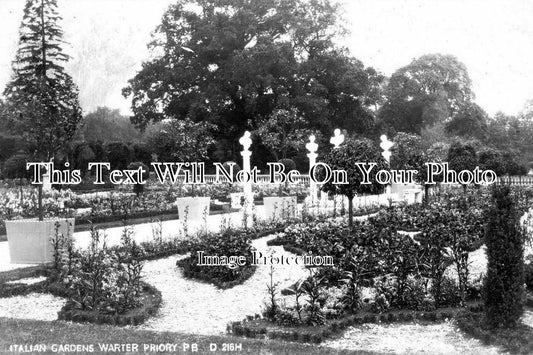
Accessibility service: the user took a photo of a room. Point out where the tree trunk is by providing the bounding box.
[348,195,353,227]
[19,178,23,207]
[38,184,43,221]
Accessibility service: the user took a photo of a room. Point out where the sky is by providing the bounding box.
[0,0,532,117]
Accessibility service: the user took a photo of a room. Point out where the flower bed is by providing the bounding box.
[176,228,261,289]
[248,188,495,342]
[57,282,162,326]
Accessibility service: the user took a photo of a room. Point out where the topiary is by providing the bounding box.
[484,185,525,328]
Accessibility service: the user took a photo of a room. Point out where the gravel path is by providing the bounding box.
[136,234,308,335]
[0,293,65,321]
[321,321,506,354]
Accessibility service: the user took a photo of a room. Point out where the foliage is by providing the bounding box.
[177,228,254,286]
[0,134,25,163]
[123,0,383,161]
[445,103,489,141]
[264,264,280,321]
[146,119,215,162]
[318,138,388,226]
[447,141,477,190]
[76,107,143,143]
[58,225,144,314]
[278,158,297,172]
[379,54,473,134]
[301,269,327,326]
[127,162,149,196]
[477,149,506,176]
[105,142,132,170]
[255,108,310,160]
[2,0,82,160]
[390,132,426,183]
[2,154,30,180]
[484,185,525,328]
[132,143,152,167]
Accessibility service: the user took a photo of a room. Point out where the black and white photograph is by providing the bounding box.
[0,0,532,354]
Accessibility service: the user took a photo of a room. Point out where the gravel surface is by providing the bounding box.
[136,234,309,335]
[321,321,506,355]
[0,293,65,321]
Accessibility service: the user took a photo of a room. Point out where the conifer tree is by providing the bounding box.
[484,185,525,328]
[3,0,82,220]
[3,0,82,161]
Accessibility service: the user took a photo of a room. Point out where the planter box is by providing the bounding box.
[263,196,297,221]
[5,218,75,264]
[175,197,211,222]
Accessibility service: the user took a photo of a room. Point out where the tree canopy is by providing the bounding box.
[2,0,82,160]
[379,54,473,134]
[123,0,383,162]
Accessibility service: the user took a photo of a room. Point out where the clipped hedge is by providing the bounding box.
[229,304,484,344]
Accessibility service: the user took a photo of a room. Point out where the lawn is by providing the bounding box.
[0,317,374,355]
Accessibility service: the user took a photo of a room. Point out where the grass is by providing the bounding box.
[0,317,375,355]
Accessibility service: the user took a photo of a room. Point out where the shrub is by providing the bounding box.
[484,185,525,328]
[177,228,254,286]
[59,225,144,314]
[371,294,390,314]
[403,278,434,311]
[275,309,300,327]
[439,276,461,307]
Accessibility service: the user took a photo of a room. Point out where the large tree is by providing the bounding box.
[123,0,383,161]
[2,0,82,161]
[379,54,473,134]
[2,0,82,220]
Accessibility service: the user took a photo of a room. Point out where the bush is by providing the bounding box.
[438,276,461,307]
[484,185,525,328]
[58,225,144,315]
[177,228,254,287]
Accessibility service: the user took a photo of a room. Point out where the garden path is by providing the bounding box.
[136,234,309,335]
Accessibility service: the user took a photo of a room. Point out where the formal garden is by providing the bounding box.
[2,0,533,354]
